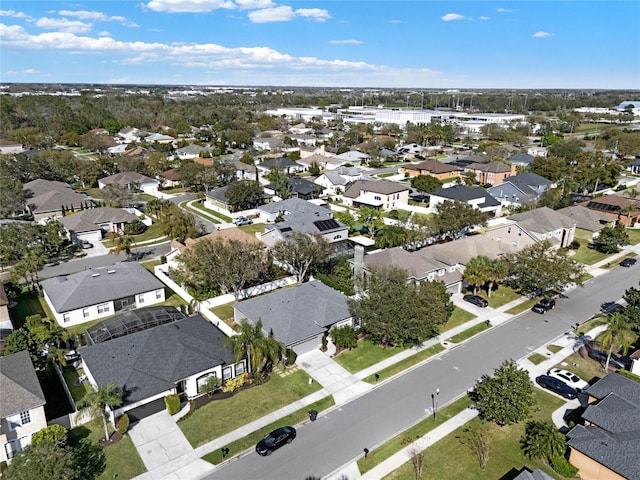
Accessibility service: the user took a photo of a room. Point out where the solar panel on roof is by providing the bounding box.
[313,219,341,232]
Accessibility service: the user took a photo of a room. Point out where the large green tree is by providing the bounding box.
[431,200,489,239]
[410,175,442,194]
[469,359,536,426]
[226,180,264,211]
[4,442,77,480]
[271,232,332,283]
[348,266,453,346]
[506,242,584,295]
[591,224,629,253]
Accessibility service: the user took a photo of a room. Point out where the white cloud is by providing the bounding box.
[330,39,364,45]
[248,6,295,23]
[389,20,404,24]
[295,8,331,22]
[532,31,552,38]
[3,70,18,75]
[145,0,237,13]
[479,16,489,20]
[234,0,274,9]
[35,17,92,33]
[0,10,31,19]
[58,10,139,27]
[496,8,514,13]
[23,68,40,74]
[441,13,465,22]
[98,30,112,37]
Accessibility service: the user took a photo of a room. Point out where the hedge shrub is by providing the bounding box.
[117,414,130,435]
[165,394,181,415]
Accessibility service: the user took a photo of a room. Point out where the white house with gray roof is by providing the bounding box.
[507,206,576,248]
[0,351,47,463]
[57,207,140,245]
[98,172,159,195]
[41,262,165,327]
[80,315,242,422]
[233,280,353,355]
[343,180,410,211]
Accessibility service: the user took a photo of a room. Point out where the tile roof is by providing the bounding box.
[0,350,46,418]
[160,169,182,181]
[41,262,165,313]
[234,281,351,346]
[344,180,410,198]
[81,315,235,406]
[403,160,460,174]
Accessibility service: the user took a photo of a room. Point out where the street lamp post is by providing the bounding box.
[431,388,440,421]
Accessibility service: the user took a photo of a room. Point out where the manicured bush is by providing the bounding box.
[222,373,247,393]
[117,414,130,435]
[551,454,579,477]
[569,239,580,250]
[165,394,181,415]
[286,348,297,366]
[31,424,68,446]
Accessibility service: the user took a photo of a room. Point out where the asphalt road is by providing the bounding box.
[204,266,638,480]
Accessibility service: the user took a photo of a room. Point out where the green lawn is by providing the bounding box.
[69,419,146,480]
[179,369,322,448]
[358,396,473,474]
[188,201,234,222]
[63,366,91,403]
[103,222,167,247]
[382,389,565,480]
[547,344,563,354]
[506,297,538,315]
[574,316,608,336]
[8,291,51,327]
[570,238,610,265]
[627,228,640,245]
[440,307,476,332]
[211,302,235,322]
[527,353,548,365]
[332,338,406,374]
[446,322,490,343]
[238,223,266,235]
[362,343,445,383]
[202,396,334,464]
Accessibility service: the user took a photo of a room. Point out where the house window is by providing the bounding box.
[97,303,109,314]
[63,313,71,323]
[235,361,246,375]
[196,372,219,394]
[223,366,233,381]
[138,294,145,304]
[20,410,31,425]
[374,195,381,201]
[82,308,90,318]
[156,290,162,300]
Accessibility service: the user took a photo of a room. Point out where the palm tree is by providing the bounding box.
[463,256,491,295]
[77,383,123,441]
[109,233,134,259]
[521,420,566,463]
[374,225,405,249]
[486,258,510,298]
[601,312,636,372]
[226,319,265,373]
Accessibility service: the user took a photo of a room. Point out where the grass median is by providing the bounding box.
[202,396,334,465]
[363,343,445,384]
[446,322,490,344]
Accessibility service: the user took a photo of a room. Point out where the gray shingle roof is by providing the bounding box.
[507,152,535,165]
[344,180,410,198]
[258,197,330,217]
[507,206,576,232]
[58,207,139,233]
[23,179,90,214]
[431,185,500,207]
[0,350,46,418]
[41,262,165,313]
[80,315,235,406]
[99,171,158,186]
[556,205,612,232]
[512,469,554,480]
[234,281,351,346]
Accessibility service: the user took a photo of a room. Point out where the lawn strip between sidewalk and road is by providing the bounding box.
[363,344,445,384]
[446,322,490,344]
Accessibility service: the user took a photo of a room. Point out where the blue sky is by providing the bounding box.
[1,1,639,88]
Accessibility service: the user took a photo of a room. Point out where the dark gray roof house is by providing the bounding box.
[507,152,535,166]
[58,207,139,235]
[23,179,90,220]
[430,185,501,216]
[507,207,576,248]
[556,205,613,233]
[257,157,304,174]
[488,172,553,206]
[265,176,322,200]
[0,350,46,419]
[81,315,238,421]
[233,280,352,355]
[567,373,640,480]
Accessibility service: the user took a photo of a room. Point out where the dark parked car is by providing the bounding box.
[620,257,637,267]
[535,375,577,399]
[462,294,489,308]
[80,240,94,249]
[587,347,629,370]
[600,301,624,315]
[256,426,296,456]
[532,297,556,314]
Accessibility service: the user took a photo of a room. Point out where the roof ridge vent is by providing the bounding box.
[91,273,100,277]
[108,270,116,274]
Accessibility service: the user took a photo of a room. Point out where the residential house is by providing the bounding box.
[567,373,640,480]
[334,150,369,164]
[355,222,538,295]
[204,184,270,214]
[0,351,47,463]
[253,137,284,152]
[528,146,548,158]
[176,144,213,160]
[256,157,305,176]
[429,185,502,217]
[512,469,554,480]
[230,159,257,180]
[265,176,323,201]
[0,139,24,155]
[464,161,516,186]
[57,207,140,245]
[297,153,343,172]
[0,284,12,345]
[397,143,423,157]
[41,262,166,327]
[487,172,553,207]
[507,152,535,167]
[582,194,640,227]
[556,205,614,238]
[314,167,363,196]
[118,127,143,143]
[23,179,91,221]
[507,207,576,248]
[233,280,353,355]
[624,158,640,175]
[159,169,182,188]
[144,133,174,144]
[401,160,461,180]
[98,172,159,195]
[343,180,410,211]
[80,314,243,422]
[288,134,317,147]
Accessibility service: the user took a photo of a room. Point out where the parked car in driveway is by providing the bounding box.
[535,375,577,399]
[256,426,296,456]
[619,257,637,267]
[532,297,556,314]
[462,294,488,308]
[80,240,94,249]
[546,368,589,393]
[233,216,253,226]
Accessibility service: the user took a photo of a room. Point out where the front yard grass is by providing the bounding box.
[358,396,473,474]
[575,316,608,336]
[202,396,334,465]
[570,239,610,265]
[333,338,406,374]
[211,302,234,322]
[69,419,146,480]
[382,389,565,480]
[627,228,640,245]
[179,369,322,448]
[440,307,476,332]
[446,322,490,343]
[237,222,265,236]
[9,291,53,328]
[527,352,548,365]
[102,222,166,247]
[505,297,538,315]
[362,343,445,383]
[554,352,604,387]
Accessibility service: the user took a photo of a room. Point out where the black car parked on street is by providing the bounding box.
[256,426,296,456]
[535,375,577,399]
[532,297,556,314]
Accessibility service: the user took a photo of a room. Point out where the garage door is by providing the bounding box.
[125,398,166,423]
[291,336,321,356]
